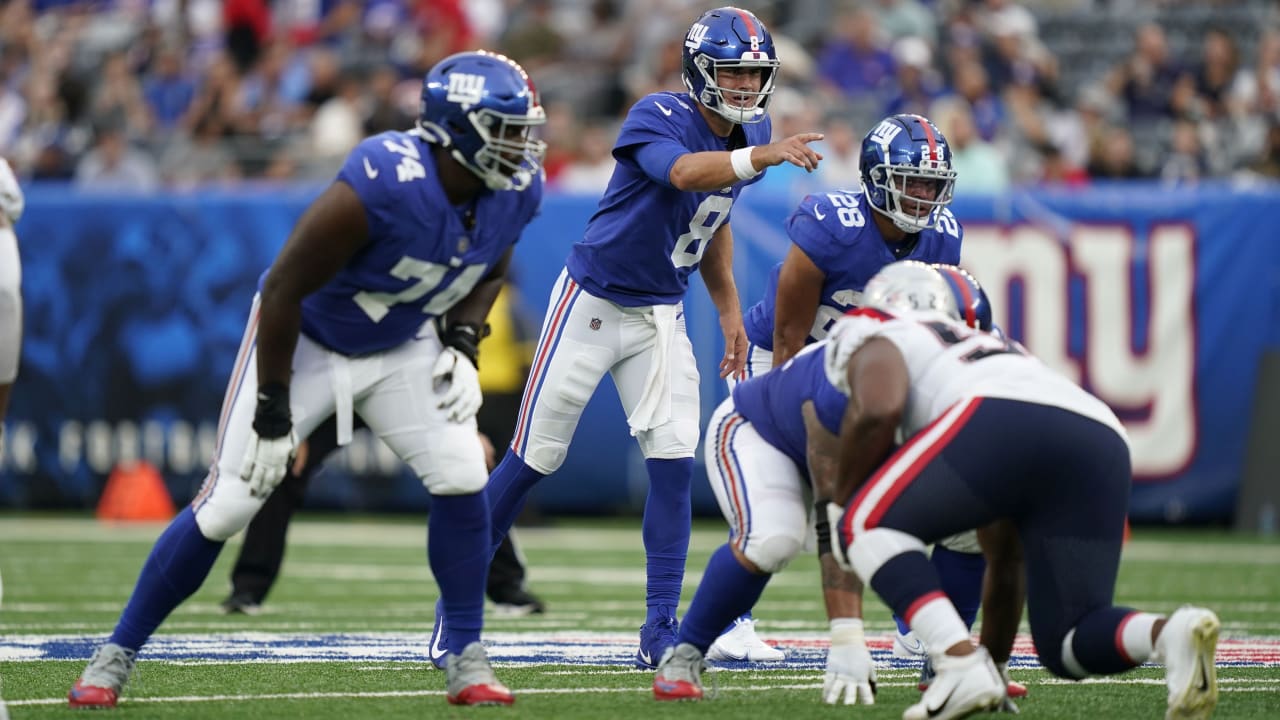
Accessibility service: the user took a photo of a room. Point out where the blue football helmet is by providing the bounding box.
[862,260,992,330]
[681,7,780,124]
[859,114,957,233]
[418,50,547,192]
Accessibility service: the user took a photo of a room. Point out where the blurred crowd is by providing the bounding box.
[0,0,1277,198]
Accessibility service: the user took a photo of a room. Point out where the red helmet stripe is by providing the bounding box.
[734,8,759,38]
[938,267,977,328]
[917,116,938,162]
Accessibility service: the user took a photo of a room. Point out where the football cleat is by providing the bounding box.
[220,591,263,616]
[653,643,707,701]
[445,641,514,706]
[428,599,449,670]
[67,643,136,709]
[894,628,928,659]
[707,616,785,662]
[488,585,546,617]
[635,614,679,670]
[1155,606,1220,720]
[903,646,1005,720]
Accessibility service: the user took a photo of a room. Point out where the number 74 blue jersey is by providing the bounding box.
[742,188,961,350]
[281,130,541,356]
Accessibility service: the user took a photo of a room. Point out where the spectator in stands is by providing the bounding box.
[362,65,414,136]
[1194,27,1240,122]
[884,36,947,118]
[1160,118,1209,185]
[951,59,1004,143]
[1245,121,1280,179]
[934,97,1009,195]
[1086,125,1146,180]
[816,114,862,190]
[556,122,617,195]
[816,7,896,103]
[73,120,159,191]
[874,0,937,46]
[1110,23,1185,123]
[142,46,196,135]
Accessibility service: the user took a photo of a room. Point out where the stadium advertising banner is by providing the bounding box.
[1,184,1276,523]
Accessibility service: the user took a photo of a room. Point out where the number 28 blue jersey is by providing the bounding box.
[277,130,542,356]
[565,92,772,307]
[742,189,961,350]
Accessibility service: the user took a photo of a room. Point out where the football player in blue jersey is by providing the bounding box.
[0,158,23,454]
[429,6,826,671]
[68,50,546,709]
[710,115,987,667]
[654,262,1000,703]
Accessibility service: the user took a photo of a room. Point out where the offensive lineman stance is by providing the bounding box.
[69,50,546,708]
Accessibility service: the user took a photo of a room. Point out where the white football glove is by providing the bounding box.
[432,346,482,422]
[824,618,877,705]
[240,428,296,498]
[0,158,23,225]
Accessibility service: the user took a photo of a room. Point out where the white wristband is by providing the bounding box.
[731,146,759,181]
[830,617,866,645]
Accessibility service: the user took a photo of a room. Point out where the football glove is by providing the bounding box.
[241,382,295,498]
[240,428,296,498]
[824,618,876,705]
[432,346,482,422]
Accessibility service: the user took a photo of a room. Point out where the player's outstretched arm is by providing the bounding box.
[977,518,1025,666]
[802,400,876,705]
[667,132,825,193]
[243,182,369,496]
[833,337,908,505]
[772,244,826,367]
[258,181,370,388]
[700,224,746,378]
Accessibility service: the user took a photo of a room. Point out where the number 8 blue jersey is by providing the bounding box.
[564,92,772,307]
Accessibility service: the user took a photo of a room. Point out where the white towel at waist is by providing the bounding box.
[626,303,678,435]
[329,353,354,446]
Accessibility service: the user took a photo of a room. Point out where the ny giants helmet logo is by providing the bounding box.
[869,120,903,147]
[685,23,710,49]
[446,73,486,107]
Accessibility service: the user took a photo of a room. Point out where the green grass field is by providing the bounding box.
[1,514,1278,719]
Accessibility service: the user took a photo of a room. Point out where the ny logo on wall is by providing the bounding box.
[447,73,486,106]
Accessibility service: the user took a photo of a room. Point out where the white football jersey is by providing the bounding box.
[826,310,1128,445]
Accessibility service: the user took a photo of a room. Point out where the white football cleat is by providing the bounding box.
[893,629,928,659]
[1156,606,1220,720]
[707,617,785,662]
[903,646,1004,720]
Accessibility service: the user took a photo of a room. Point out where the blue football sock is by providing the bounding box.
[642,457,691,622]
[485,449,545,551]
[679,544,770,653]
[933,545,986,629]
[110,506,223,651]
[894,614,912,635]
[429,492,490,654]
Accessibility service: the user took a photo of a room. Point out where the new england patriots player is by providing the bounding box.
[0,158,22,458]
[429,6,826,672]
[823,264,1220,720]
[714,115,984,666]
[654,262,996,704]
[68,50,546,708]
